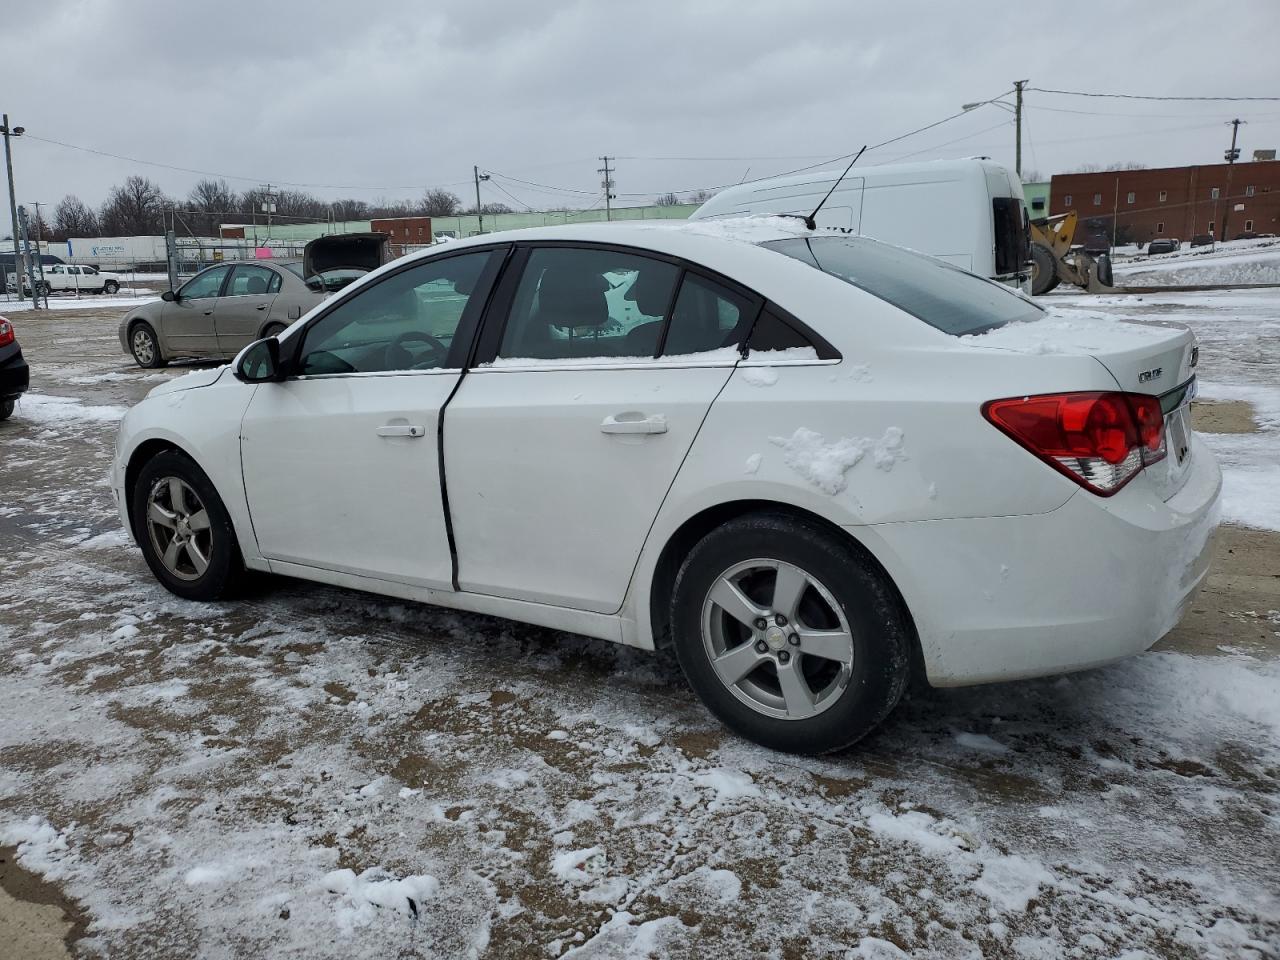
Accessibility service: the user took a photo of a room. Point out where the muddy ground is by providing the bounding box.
[0,303,1276,959]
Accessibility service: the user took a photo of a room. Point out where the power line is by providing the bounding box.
[1029,87,1280,102]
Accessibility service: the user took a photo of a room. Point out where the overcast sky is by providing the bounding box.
[4,0,1279,229]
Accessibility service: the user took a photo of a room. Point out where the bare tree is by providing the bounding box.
[51,195,100,240]
[330,198,371,222]
[99,176,169,235]
[421,189,462,217]
[465,202,513,215]
[686,189,713,205]
[654,192,681,207]
[185,179,237,236]
[1105,161,1148,172]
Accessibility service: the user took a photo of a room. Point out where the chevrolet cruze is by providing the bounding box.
[112,220,1221,753]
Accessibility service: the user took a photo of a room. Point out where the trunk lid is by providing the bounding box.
[301,232,390,280]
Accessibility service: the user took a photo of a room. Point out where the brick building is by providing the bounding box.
[1049,160,1280,244]
[371,216,434,246]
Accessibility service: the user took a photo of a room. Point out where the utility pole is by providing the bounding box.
[2,114,26,301]
[598,157,616,220]
[473,166,490,234]
[16,205,40,310]
[1220,118,1245,243]
[1013,80,1027,178]
[259,184,277,243]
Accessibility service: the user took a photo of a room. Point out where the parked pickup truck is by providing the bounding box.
[6,263,122,295]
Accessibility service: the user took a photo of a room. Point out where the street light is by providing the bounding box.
[1,115,26,301]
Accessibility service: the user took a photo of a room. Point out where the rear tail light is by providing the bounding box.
[982,391,1166,496]
[0,317,13,348]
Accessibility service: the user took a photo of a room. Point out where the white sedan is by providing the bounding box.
[111,219,1221,754]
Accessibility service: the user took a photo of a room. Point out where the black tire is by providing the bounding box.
[669,513,912,754]
[1094,253,1114,287]
[1030,243,1060,296]
[104,280,120,294]
[34,281,50,297]
[128,321,167,368]
[0,398,14,421]
[130,449,246,601]
[261,322,287,339]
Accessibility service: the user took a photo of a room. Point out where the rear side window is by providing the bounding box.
[762,236,1042,337]
[499,248,679,360]
[662,274,754,356]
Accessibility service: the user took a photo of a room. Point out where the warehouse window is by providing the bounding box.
[1245,185,1255,197]
[1126,192,1135,204]
[1092,193,1102,205]
[1156,222,1165,234]
[1208,221,1215,234]
[1063,194,1072,206]
[1159,190,1168,202]
[1245,220,1254,232]
[1210,187,1220,199]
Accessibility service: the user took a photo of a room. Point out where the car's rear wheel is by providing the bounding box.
[104,280,120,294]
[262,322,287,339]
[670,513,911,754]
[129,322,166,368]
[131,449,245,601]
[0,398,14,421]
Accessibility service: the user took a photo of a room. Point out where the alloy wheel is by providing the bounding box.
[701,559,855,721]
[132,329,155,365]
[145,477,213,581]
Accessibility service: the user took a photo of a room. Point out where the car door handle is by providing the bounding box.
[600,413,667,435]
[203,309,214,316]
[255,304,268,311]
[376,424,427,438]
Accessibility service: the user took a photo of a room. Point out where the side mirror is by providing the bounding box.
[161,290,177,302]
[234,337,286,383]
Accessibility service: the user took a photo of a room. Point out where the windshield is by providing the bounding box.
[762,236,1043,336]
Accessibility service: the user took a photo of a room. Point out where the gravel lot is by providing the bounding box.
[0,298,1277,959]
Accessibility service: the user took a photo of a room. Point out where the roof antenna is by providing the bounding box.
[803,145,867,229]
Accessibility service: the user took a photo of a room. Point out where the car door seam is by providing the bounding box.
[611,357,743,617]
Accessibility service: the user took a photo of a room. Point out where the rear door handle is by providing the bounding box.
[255,304,268,311]
[600,413,667,435]
[376,424,426,438]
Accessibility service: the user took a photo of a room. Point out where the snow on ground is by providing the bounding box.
[0,300,1276,957]
[1113,238,1280,287]
[0,294,157,314]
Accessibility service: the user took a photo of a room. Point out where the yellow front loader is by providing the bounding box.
[1029,211,1116,295]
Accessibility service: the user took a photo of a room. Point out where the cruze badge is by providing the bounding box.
[1138,367,1163,384]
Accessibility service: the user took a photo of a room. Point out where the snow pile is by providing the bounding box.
[647,215,818,245]
[739,366,779,387]
[552,846,608,884]
[0,817,74,879]
[485,346,742,368]
[770,426,905,494]
[14,393,127,423]
[320,867,439,934]
[961,306,1181,355]
[1115,243,1280,287]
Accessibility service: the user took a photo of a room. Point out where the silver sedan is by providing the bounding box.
[117,260,326,368]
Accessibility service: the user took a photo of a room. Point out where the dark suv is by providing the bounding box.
[1190,234,1215,248]
[0,315,29,420]
[1147,239,1180,255]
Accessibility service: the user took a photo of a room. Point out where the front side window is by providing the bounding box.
[49,265,64,274]
[179,265,230,300]
[298,250,493,375]
[498,248,679,361]
[763,236,1042,337]
[226,264,277,297]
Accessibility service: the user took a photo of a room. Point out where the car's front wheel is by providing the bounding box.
[103,280,120,294]
[670,513,912,754]
[129,322,166,368]
[130,449,245,601]
[0,398,14,421]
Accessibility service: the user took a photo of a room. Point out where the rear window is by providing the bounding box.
[762,236,1043,336]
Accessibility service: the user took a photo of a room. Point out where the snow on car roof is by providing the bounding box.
[424,216,823,252]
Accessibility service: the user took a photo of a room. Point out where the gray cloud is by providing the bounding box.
[4,0,1279,226]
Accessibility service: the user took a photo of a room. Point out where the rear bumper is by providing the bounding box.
[0,344,29,399]
[866,435,1222,686]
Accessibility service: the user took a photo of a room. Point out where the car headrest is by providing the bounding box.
[246,275,268,295]
[537,267,609,328]
[623,269,673,316]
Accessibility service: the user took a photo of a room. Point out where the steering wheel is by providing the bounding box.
[385,330,448,370]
